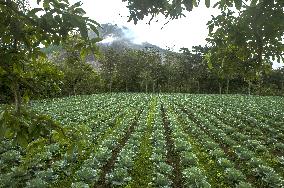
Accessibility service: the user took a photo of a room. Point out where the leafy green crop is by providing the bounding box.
[1,94,284,187]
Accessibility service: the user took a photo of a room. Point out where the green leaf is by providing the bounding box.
[0,66,7,75]
[28,8,43,17]
[89,24,100,37]
[74,8,86,15]
[250,0,258,6]
[16,133,28,147]
[72,1,82,8]
[78,143,83,155]
[79,25,88,39]
[69,15,88,39]
[208,24,214,33]
[0,126,5,139]
[88,19,101,26]
[67,143,75,157]
[205,0,210,8]
[27,138,47,152]
[4,128,14,139]
[80,48,89,59]
[43,0,50,9]
[208,61,213,69]
[13,63,23,76]
[192,0,198,7]
[91,37,102,44]
[0,110,4,120]
[234,0,242,10]
[184,0,193,11]
[23,91,30,105]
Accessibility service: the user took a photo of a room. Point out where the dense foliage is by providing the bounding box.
[0,0,101,112]
[98,44,283,95]
[1,94,284,187]
[1,0,283,104]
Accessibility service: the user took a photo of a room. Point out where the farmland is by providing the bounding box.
[1,0,284,187]
[1,94,284,187]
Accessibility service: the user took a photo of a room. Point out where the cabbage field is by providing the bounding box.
[1,94,284,188]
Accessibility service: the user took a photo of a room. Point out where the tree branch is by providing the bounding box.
[0,0,58,36]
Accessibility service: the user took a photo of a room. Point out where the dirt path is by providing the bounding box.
[161,103,184,188]
[94,109,142,188]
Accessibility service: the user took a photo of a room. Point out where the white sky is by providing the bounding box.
[30,0,283,68]
[77,0,221,51]
[77,0,283,68]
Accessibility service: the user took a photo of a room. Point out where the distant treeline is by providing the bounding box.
[97,45,284,95]
[1,42,283,103]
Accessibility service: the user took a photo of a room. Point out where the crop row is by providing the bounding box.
[1,94,283,188]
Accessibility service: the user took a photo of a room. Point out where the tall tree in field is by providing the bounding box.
[0,0,101,114]
[144,47,162,93]
[264,67,284,94]
[206,1,283,95]
[206,10,250,94]
[138,50,153,93]
[239,0,284,65]
[179,46,209,93]
[101,48,119,92]
[191,46,210,93]
[52,35,101,96]
[118,48,141,92]
[116,49,132,92]
[124,0,283,95]
[163,50,183,92]
[239,0,283,94]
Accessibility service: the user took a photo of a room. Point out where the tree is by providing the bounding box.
[117,48,140,92]
[122,0,246,24]
[239,0,284,65]
[122,0,283,95]
[205,6,281,95]
[179,46,209,93]
[206,11,245,94]
[100,47,119,92]
[163,50,183,92]
[142,48,162,93]
[0,0,101,114]
[263,67,284,95]
[53,35,102,96]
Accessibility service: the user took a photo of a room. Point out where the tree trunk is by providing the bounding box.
[73,85,76,96]
[125,82,128,92]
[109,78,112,93]
[197,81,200,94]
[12,40,21,114]
[248,81,251,95]
[258,80,261,95]
[186,82,189,93]
[145,83,148,93]
[219,82,222,95]
[281,82,284,96]
[167,80,170,92]
[13,81,21,115]
[226,79,230,94]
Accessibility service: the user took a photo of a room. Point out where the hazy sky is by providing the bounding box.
[76,0,221,51]
[77,0,283,68]
[31,0,283,68]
